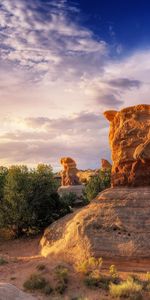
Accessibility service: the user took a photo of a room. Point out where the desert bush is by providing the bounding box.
[83,170,111,202]
[84,273,112,290]
[109,277,143,299]
[76,257,103,275]
[36,263,46,271]
[109,264,119,279]
[0,257,8,265]
[43,282,53,295]
[146,271,150,281]
[23,273,47,290]
[0,164,73,237]
[55,265,69,294]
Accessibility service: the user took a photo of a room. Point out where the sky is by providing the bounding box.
[0,0,150,171]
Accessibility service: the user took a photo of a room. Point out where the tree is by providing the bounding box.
[0,165,31,237]
[0,166,8,201]
[83,170,111,202]
[28,164,61,229]
[0,164,74,237]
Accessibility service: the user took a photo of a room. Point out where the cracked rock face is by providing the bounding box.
[104,104,150,187]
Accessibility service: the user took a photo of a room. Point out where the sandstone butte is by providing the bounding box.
[60,157,80,186]
[41,104,150,262]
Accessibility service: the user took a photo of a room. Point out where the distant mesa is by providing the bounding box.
[41,104,150,262]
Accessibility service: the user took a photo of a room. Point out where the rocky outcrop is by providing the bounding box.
[41,104,150,262]
[60,157,80,186]
[41,187,150,261]
[101,159,112,171]
[0,283,36,300]
[104,104,150,187]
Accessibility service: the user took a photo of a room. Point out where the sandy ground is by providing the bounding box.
[1,236,150,300]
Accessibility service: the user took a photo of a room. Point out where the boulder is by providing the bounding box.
[41,187,150,261]
[60,157,80,186]
[0,283,36,300]
[104,104,150,187]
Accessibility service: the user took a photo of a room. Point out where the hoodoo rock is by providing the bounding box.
[60,157,80,186]
[41,104,150,262]
[101,159,112,171]
[104,104,150,187]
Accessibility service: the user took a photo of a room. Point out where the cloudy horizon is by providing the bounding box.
[0,0,150,170]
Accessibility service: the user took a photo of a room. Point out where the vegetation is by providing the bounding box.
[109,276,143,299]
[109,264,119,280]
[55,265,69,294]
[0,256,8,265]
[36,263,46,271]
[23,273,48,290]
[0,164,74,237]
[23,273,53,295]
[76,257,103,275]
[83,170,111,202]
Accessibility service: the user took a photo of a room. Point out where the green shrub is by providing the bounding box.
[23,274,47,290]
[60,192,77,207]
[83,170,111,202]
[84,274,112,290]
[36,263,46,271]
[109,277,143,299]
[43,282,53,295]
[0,257,8,265]
[55,265,69,294]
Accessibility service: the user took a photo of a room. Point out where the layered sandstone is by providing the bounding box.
[104,104,150,187]
[60,157,80,186]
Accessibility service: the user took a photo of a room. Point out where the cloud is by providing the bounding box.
[0,0,150,169]
[96,94,123,106]
[108,78,142,89]
[0,112,109,169]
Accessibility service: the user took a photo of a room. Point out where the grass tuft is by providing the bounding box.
[109,276,143,299]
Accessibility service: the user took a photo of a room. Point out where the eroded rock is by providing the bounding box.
[104,104,150,187]
[60,157,80,186]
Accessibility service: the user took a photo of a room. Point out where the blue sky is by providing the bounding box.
[78,0,150,51]
[0,0,149,170]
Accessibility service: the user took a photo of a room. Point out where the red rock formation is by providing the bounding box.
[60,157,80,186]
[101,159,112,171]
[104,104,150,187]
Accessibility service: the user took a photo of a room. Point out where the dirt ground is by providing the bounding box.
[1,236,150,300]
